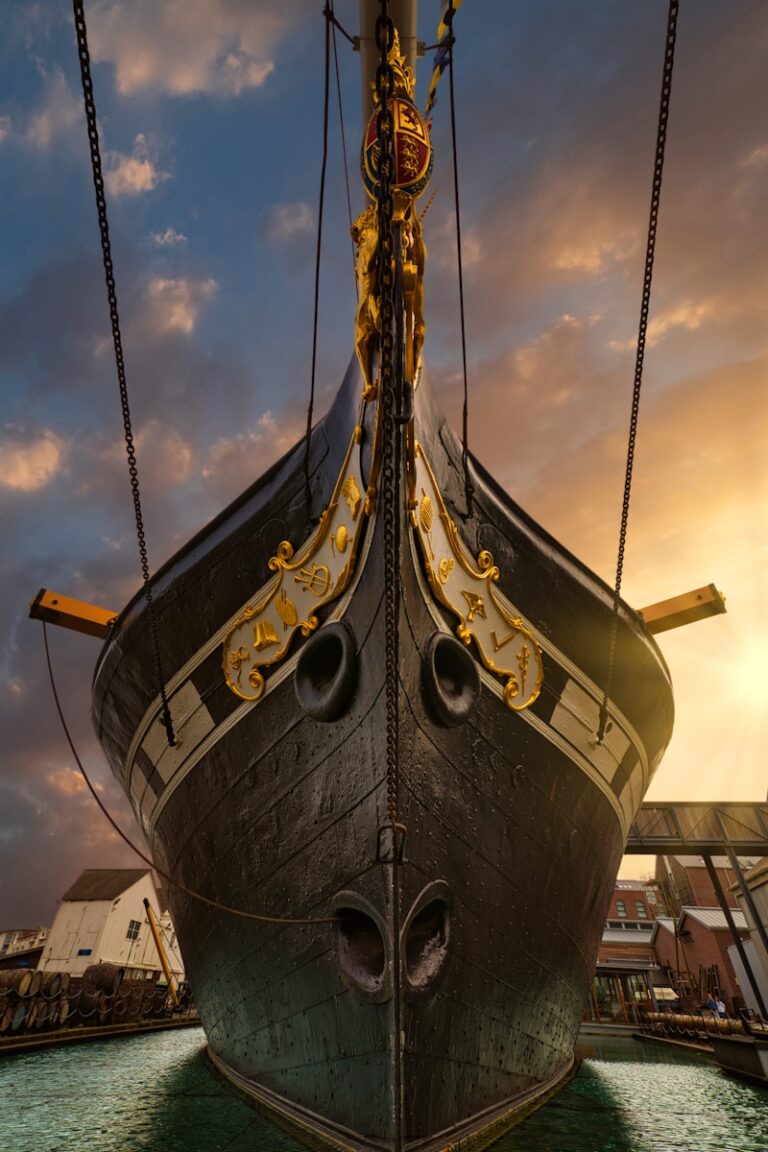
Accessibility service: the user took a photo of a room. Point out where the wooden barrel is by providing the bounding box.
[0,1003,13,1033]
[23,998,38,1030]
[58,972,70,996]
[0,971,33,997]
[42,972,61,999]
[77,987,101,1022]
[27,971,42,997]
[127,991,143,1022]
[82,963,124,996]
[96,992,110,1024]
[10,1001,27,1032]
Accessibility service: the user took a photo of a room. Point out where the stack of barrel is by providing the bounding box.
[0,970,72,1034]
[0,963,188,1037]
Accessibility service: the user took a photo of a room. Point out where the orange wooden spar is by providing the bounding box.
[639,583,726,635]
[29,588,117,639]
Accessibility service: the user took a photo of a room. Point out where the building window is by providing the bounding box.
[616,900,627,918]
[126,920,141,940]
[636,901,647,918]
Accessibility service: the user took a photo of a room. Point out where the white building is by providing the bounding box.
[37,869,184,981]
[0,927,48,956]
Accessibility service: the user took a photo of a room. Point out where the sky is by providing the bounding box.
[1,0,766,926]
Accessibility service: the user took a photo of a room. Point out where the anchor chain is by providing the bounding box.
[598,0,679,742]
[71,0,175,747]
[375,8,401,832]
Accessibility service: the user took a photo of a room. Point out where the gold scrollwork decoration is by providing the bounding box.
[222,424,372,702]
[411,442,544,712]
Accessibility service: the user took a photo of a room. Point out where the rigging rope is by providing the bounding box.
[445,2,474,513]
[42,623,336,926]
[71,0,175,747]
[597,0,679,743]
[331,9,358,296]
[304,3,333,519]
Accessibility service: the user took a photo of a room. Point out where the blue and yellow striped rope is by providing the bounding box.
[424,0,465,117]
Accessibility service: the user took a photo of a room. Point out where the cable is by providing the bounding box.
[304,3,332,519]
[597,0,679,742]
[71,0,175,748]
[446,5,474,514]
[42,623,336,927]
[331,3,358,295]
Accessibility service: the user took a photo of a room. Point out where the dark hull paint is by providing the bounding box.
[93,358,673,1149]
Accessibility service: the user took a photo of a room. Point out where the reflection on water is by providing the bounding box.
[0,1028,766,1152]
[499,1037,768,1152]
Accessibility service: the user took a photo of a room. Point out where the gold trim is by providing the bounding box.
[222,424,371,701]
[411,442,544,711]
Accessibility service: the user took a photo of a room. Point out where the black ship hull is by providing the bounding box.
[93,358,673,1149]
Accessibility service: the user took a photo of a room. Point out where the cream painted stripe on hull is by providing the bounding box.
[127,494,650,846]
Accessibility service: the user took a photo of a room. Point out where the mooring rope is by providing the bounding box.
[42,623,336,926]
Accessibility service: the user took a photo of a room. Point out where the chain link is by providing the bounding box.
[72,0,175,746]
[598,0,679,742]
[375,8,400,829]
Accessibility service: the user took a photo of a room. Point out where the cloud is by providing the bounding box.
[21,68,80,151]
[95,420,195,492]
[104,134,169,199]
[436,311,629,496]
[265,201,313,243]
[0,429,66,492]
[551,235,637,275]
[202,411,303,500]
[0,115,11,142]
[609,300,716,353]
[514,355,768,592]
[87,0,288,97]
[428,210,482,271]
[145,276,218,334]
[148,227,188,248]
[742,143,768,169]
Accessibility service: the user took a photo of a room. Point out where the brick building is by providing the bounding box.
[655,855,760,914]
[587,878,670,1024]
[652,907,750,1012]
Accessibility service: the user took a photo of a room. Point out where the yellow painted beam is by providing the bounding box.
[143,898,179,1008]
[29,588,117,639]
[639,583,726,635]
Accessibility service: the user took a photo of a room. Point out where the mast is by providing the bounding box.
[359,0,418,123]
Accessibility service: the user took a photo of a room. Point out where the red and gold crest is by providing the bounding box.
[362,96,433,201]
[361,29,433,202]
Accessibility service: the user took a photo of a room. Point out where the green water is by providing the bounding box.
[0,1029,765,1152]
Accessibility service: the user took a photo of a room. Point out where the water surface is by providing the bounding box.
[0,1028,765,1151]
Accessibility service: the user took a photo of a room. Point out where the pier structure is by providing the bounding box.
[625,802,768,1018]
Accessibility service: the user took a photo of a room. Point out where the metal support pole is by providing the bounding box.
[716,809,768,960]
[703,855,767,1018]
